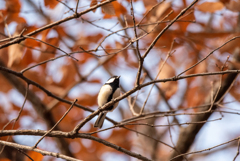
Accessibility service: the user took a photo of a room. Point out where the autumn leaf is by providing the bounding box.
[44,0,59,9]
[158,62,178,99]
[196,2,224,13]
[226,0,240,12]
[7,29,24,67]
[6,0,21,13]
[25,151,43,161]
[113,1,127,16]
[0,75,12,92]
[101,0,116,16]
[2,0,240,161]
[90,0,98,12]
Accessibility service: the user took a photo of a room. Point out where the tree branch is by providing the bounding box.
[0,140,81,161]
[0,130,152,161]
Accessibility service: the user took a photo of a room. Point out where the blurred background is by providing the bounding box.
[1,0,240,161]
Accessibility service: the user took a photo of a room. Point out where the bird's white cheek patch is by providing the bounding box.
[106,78,115,84]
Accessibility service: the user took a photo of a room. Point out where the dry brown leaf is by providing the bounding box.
[195,59,207,73]
[88,78,101,83]
[229,82,240,101]
[90,0,98,12]
[7,44,23,67]
[158,62,178,99]
[218,35,239,53]
[75,33,103,50]
[101,1,115,15]
[196,2,224,13]
[44,0,59,9]
[7,31,24,67]
[78,94,98,106]
[6,0,21,13]
[0,75,13,92]
[229,60,240,69]
[24,70,45,85]
[155,1,171,19]
[144,1,171,36]
[186,86,199,107]
[113,1,127,16]
[25,151,43,161]
[142,0,158,10]
[59,64,76,87]
[226,0,240,12]
[20,49,33,67]
[45,85,65,95]
[106,128,130,150]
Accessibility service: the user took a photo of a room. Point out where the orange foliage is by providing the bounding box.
[44,0,59,9]
[25,151,43,161]
[0,159,11,161]
[196,2,225,13]
[103,1,127,18]
[1,0,240,161]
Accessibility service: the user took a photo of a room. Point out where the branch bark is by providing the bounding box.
[0,140,81,161]
[0,60,73,157]
[169,48,240,161]
[0,129,152,161]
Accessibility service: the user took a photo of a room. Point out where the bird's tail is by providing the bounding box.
[94,112,107,128]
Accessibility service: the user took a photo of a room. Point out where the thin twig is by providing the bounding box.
[128,74,146,116]
[0,0,117,49]
[33,99,77,148]
[19,28,27,37]
[166,117,188,161]
[130,0,142,86]
[139,40,175,114]
[23,36,78,61]
[0,130,151,161]
[134,9,174,86]
[0,140,82,161]
[137,1,165,25]
[125,118,222,127]
[16,148,34,161]
[0,12,11,37]
[233,139,240,161]
[2,63,240,124]
[124,126,175,150]
[75,0,80,15]
[47,55,114,111]
[142,0,199,59]
[0,84,29,154]
[170,136,240,161]
[57,0,74,12]
[177,37,240,76]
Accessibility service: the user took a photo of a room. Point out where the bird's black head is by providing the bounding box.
[105,76,120,87]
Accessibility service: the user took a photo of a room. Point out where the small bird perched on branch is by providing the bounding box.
[94,76,121,128]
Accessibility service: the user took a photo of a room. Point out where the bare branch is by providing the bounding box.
[178,36,240,76]
[0,140,82,161]
[0,0,117,49]
[170,136,240,161]
[142,0,199,59]
[33,99,77,148]
[0,130,152,161]
[23,36,78,61]
[233,139,240,161]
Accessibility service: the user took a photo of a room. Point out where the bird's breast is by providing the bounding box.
[98,85,113,107]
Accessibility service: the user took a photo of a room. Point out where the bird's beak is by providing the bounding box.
[117,76,121,79]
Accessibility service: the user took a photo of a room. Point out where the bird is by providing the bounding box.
[94,75,121,128]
